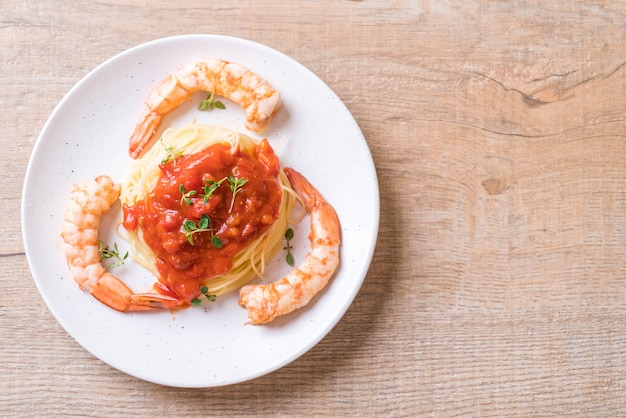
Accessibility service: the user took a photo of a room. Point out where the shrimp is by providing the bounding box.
[238,167,341,324]
[60,175,185,312]
[129,58,281,158]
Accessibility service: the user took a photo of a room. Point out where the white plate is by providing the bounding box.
[21,35,379,388]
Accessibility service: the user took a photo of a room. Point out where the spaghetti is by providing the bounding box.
[119,123,299,301]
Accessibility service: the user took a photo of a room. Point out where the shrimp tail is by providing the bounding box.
[89,272,134,312]
[89,273,185,312]
[129,293,186,311]
[129,108,162,159]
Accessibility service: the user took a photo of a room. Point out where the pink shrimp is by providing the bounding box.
[129,58,281,158]
[60,175,185,311]
[238,167,341,324]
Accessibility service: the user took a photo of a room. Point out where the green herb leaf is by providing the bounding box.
[198,88,226,111]
[200,286,217,302]
[160,138,181,164]
[192,286,217,306]
[198,214,210,230]
[182,215,221,248]
[228,176,248,212]
[179,184,197,206]
[211,236,223,248]
[200,177,226,204]
[283,228,295,266]
[182,219,198,245]
[183,219,197,231]
[98,240,129,268]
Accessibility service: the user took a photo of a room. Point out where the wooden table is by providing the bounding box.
[3,1,626,416]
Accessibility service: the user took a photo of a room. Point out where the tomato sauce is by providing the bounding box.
[123,139,282,302]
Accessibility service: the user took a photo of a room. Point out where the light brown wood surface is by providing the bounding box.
[3,1,626,416]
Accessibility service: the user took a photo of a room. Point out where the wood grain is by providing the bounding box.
[2,1,626,416]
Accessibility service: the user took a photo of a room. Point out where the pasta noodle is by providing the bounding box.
[119,123,299,297]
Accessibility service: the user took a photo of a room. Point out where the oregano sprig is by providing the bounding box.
[200,177,227,204]
[179,184,197,206]
[160,138,181,164]
[228,176,248,212]
[283,228,295,266]
[191,285,218,306]
[198,88,226,111]
[182,214,222,248]
[98,240,129,268]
